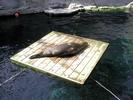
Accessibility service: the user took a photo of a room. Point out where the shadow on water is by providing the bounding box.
[0,13,133,100]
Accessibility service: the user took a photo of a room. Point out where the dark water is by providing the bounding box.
[0,13,133,100]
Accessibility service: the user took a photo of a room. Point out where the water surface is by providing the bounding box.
[0,13,133,100]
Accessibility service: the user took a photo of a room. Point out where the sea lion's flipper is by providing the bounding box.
[30,51,54,59]
[30,53,43,59]
[30,54,40,59]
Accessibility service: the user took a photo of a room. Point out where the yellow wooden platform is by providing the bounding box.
[10,31,109,84]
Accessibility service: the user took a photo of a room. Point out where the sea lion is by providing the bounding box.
[30,41,88,59]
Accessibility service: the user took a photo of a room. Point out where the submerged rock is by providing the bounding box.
[0,0,133,16]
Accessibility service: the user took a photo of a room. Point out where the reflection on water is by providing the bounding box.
[0,13,133,100]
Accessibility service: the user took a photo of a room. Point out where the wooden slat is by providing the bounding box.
[14,32,53,58]
[74,42,102,73]
[22,33,66,64]
[44,37,75,71]
[15,34,56,62]
[11,31,109,85]
[31,34,67,65]
[77,43,109,83]
[39,35,74,71]
[62,40,94,77]
[63,42,92,75]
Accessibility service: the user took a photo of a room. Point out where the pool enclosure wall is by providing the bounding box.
[0,0,133,16]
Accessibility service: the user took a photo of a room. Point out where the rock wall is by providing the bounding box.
[0,0,45,9]
[0,0,132,16]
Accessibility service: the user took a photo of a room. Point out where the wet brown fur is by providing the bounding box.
[30,41,88,59]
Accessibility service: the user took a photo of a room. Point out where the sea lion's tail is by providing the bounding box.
[30,52,52,59]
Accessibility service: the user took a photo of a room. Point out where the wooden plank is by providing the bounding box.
[14,32,54,58]
[45,37,75,71]
[10,31,109,85]
[14,34,55,62]
[30,34,67,65]
[77,43,109,84]
[21,33,66,64]
[62,40,94,77]
[74,42,102,73]
[39,35,74,71]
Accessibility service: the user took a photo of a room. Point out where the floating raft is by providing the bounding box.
[11,31,109,84]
